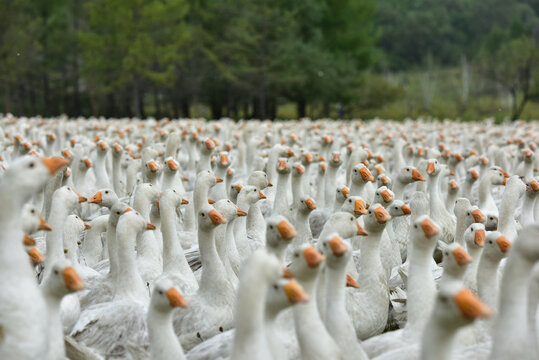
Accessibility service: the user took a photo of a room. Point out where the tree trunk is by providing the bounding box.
[297,98,306,118]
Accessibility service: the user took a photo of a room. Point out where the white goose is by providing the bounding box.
[0,156,67,360]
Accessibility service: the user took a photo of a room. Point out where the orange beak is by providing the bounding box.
[295,165,305,174]
[380,190,393,203]
[496,235,511,253]
[411,168,425,181]
[452,247,473,265]
[374,206,391,224]
[220,153,229,166]
[113,144,122,153]
[474,229,485,247]
[167,287,189,308]
[23,233,36,246]
[215,177,223,183]
[99,141,107,150]
[38,214,52,231]
[277,220,297,241]
[284,279,309,303]
[530,180,539,191]
[328,236,347,257]
[207,198,216,204]
[204,139,215,150]
[472,209,486,223]
[454,288,491,319]
[401,204,412,215]
[354,200,367,215]
[28,248,45,264]
[305,198,317,210]
[303,247,325,268]
[455,153,464,161]
[123,208,133,213]
[380,176,390,185]
[341,187,350,198]
[148,161,159,172]
[41,157,69,175]
[259,192,266,200]
[89,192,102,204]
[346,273,360,289]
[332,153,341,163]
[360,167,375,182]
[167,159,179,171]
[181,198,189,205]
[209,209,227,225]
[235,184,243,193]
[62,266,85,291]
[72,190,87,203]
[449,181,458,190]
[84,222,91,230]
[62,149,72,159]
[282,267,295,279]
[146,222,157,230]
[470,170,479,179]
[356,222,368,236]
[304,153,313,163]
[420,218,440,238]
[236,207,247,217]
[427,162,435,175]
[278,159,287,171]
[84,158,92,168]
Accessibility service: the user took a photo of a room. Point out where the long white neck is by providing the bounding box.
[44,199,70,276]
[406,244,436,337]
[161,202,194,282]
[291,175,303,206]
[147,308,186,360]
[112,155,123,197]
[490,255,537,360]
[521,194,537,227]
[114,227,147,302]
[161,171,176,192]
[292,211,313,250]
[478,174,494,209]
[428,172,449,220]
[43,290,67,360]
[357,229,385,288]
[392,180,406,200]
[274,173,290,215]
[324,167,339,209]
[454,213,467,247]
[475,253,503,341]
[198,226,227,298]
[95,152,111,188]
[106,215,119,278]
[420,317,459,360]
[498,185,522,234]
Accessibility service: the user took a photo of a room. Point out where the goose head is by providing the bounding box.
[291,162,305,178]
[112,143,123,158]
[364,203,392,233]
[301,152,314,167]
[487,167,507,186]
[266,278,309,316]
[430,285,491,330]
[22,203,51,234]
[238,185,265,206]
[134,183,161,204]
[351,164,375,184]
[288,244,325,282]
[78,157,93,172]
[512,224,539,262]
[43,260,85,299]
[144,159,162,179]
[465,168,480,183]
[482,231,511,262]
[247,170,272,189]
[520,148,534,164]
[440,243,473,277]
[411,215,440,250]
[89,189,119,208]
[150,279,188,313]
[96,140,108,155]
[426,159,441,177]
[297,196,317,215]
[324,212,368,239]
[388,199,412,218]
[197,169,222,188]
[119,209,156,234]
[465,205,486,227]
[214,198,246,223]
[276,158,291,175]
[335,186,350,203]
[525,178,539,198]
[328,152,342,168]
[2,156,68,199]
[55,186,87,209]
[200,137,216,155]
[320,233,351,270]
[159,188,188,210]
[377,174,392,188]
[340,196,368,217]
[197,204,227,231]
[164,157,179,173]
[217,151,230,169]
[109,203,133,227]
[374,186,394,206]
[448,180,459,195]
[266,217,297,253]
[464,223,486,250]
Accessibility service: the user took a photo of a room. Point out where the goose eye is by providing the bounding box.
[406,168,410,172]
[349,199,352,203]
[105,191,109,194]
[295,253,299,258]
[54,270,59,275]
[273,284,278,290]
[28,162,35,168]
[201,213,205,217]
[350,217,354,221]
[158,291,163,295]
[489,240,493,244]
[67,187,71,191]
[490,217,494,220]
[414,225,418,228]
[323,242,327,247]
[31,209,35,214]
[444,252,448,256]
[369,210,372,214]
[253,189,256,192]
[269,225,273,229]
[395,207,398,209]
[173,190,176,193]
[116,211,120,215]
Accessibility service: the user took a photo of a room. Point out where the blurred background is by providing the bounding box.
[1,0,539,120]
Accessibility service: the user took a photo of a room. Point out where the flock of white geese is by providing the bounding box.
[1,115,539,360]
